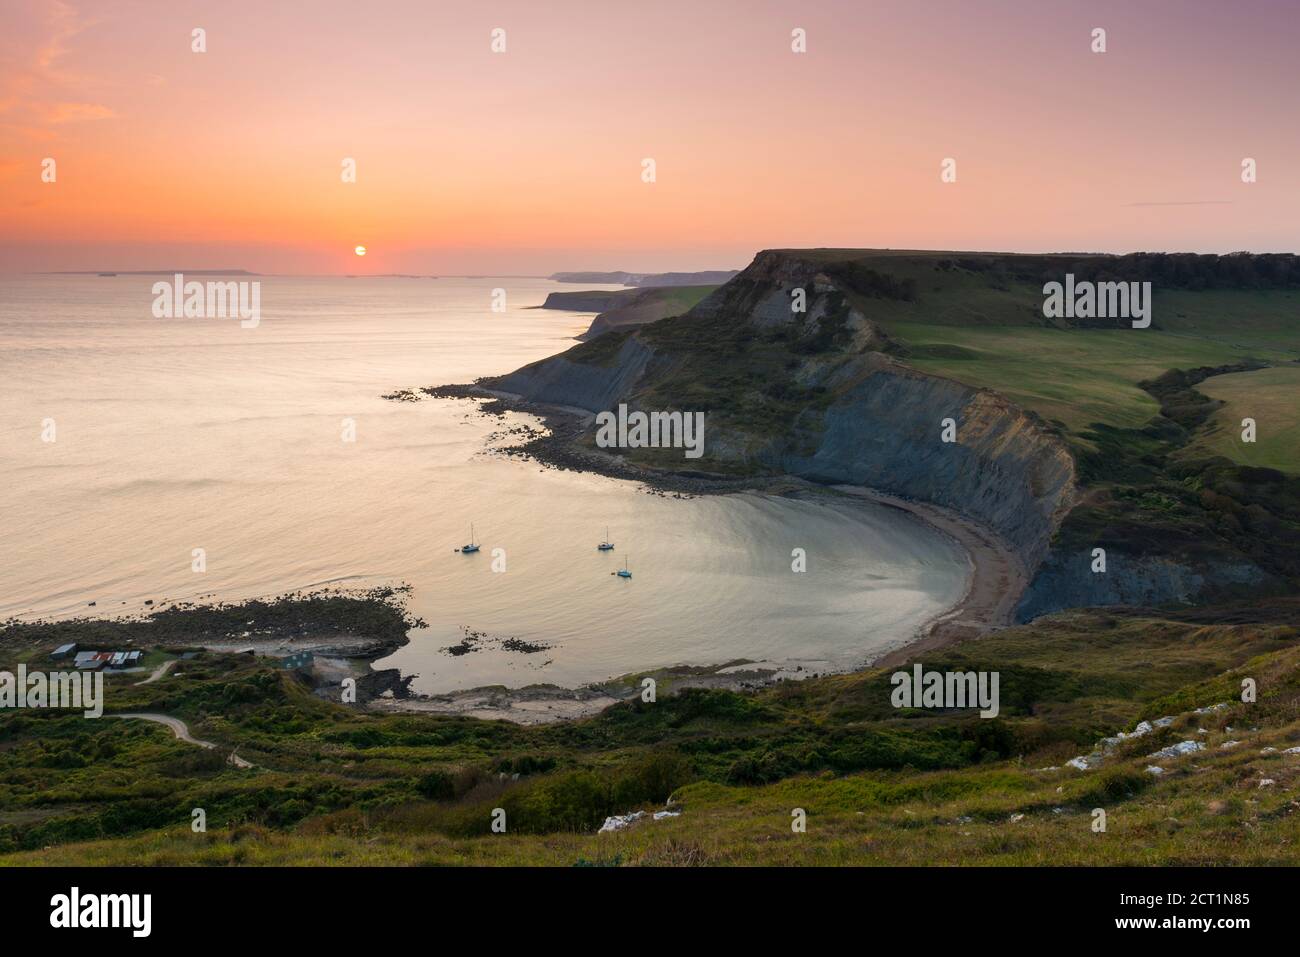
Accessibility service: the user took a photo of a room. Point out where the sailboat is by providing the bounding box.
[616,556,632,579]
[460,524,480,553]
[597,527,615,551]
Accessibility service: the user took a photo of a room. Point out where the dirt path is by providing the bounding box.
[109,713,254,768]
[133,660,176,685]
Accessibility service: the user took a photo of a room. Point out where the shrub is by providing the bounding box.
[415,769,455,800]
[612,751,694,806]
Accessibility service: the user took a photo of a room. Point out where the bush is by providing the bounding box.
[496,754,557,776]
[612,751,694,806]
[415,769,455,800]
[508,771,611,833]
[1077,769,1152,807]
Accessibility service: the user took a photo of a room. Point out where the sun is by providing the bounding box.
[354,245,367,256]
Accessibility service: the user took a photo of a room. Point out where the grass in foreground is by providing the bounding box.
[3,602,1299,865]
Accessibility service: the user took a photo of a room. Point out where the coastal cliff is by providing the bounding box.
[538,290,632,312]
[777,356,1074,570]
[1016,552,1269,620]
[492,250,1077,587]
[496,341,1073,576]
[538,285,722,340]
[495,335,656,411]
[481,248,1300,622]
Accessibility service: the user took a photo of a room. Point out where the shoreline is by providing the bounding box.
[843,487,1027,668]
[1,390,1025,728]
[361,385,1027,722]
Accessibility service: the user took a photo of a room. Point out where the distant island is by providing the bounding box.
[40,269,261,276]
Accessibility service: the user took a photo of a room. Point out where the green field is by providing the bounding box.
[650,284,717,313]
[1189,365,1300,474]
[878,292,1300,452]
[784,254,1300,457]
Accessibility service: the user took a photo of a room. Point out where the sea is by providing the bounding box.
[0,275,968,693]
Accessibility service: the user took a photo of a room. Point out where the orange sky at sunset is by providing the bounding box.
[2,0,1297,275]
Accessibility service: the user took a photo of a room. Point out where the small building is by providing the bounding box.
[51,643,78,660]
[74,651,103,670]
[72,649,144,670]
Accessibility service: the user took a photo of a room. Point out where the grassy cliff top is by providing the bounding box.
[559,248,1300,471]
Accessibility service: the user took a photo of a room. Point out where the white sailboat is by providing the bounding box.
[460,524,480,553]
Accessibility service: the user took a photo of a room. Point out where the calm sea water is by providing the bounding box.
[0,276,967,692]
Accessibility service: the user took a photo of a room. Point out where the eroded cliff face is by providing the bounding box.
[776,354,1075,570]
[482,249,1293,622]
[688,250,894,353]
[490,251,1079,591]
[492,335,655,411]
[1016,553,1268,621]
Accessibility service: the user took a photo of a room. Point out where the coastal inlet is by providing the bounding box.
[0,275,969,697]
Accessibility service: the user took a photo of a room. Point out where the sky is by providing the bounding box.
[1,0,1297,275]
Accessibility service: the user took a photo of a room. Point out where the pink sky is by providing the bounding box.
[1,0,1297,275]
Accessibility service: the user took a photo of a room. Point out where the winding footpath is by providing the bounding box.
[133,660,176,685]
[109,713,254,769]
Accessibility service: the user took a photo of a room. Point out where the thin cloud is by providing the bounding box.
[34,0,96,77]
[0,0,114,140]
[1122,200,1236,208]
[44,101,116,123]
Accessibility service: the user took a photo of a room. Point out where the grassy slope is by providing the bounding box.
[1190,366,1300,474]
[4,602,1300,865]
[646,285,718,314]
[886,322,1292,438]
[874,292,1300,453]
[581,285,719,337]
[772,253,1300,463]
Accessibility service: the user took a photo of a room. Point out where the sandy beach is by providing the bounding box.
[353,390,1026,723]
